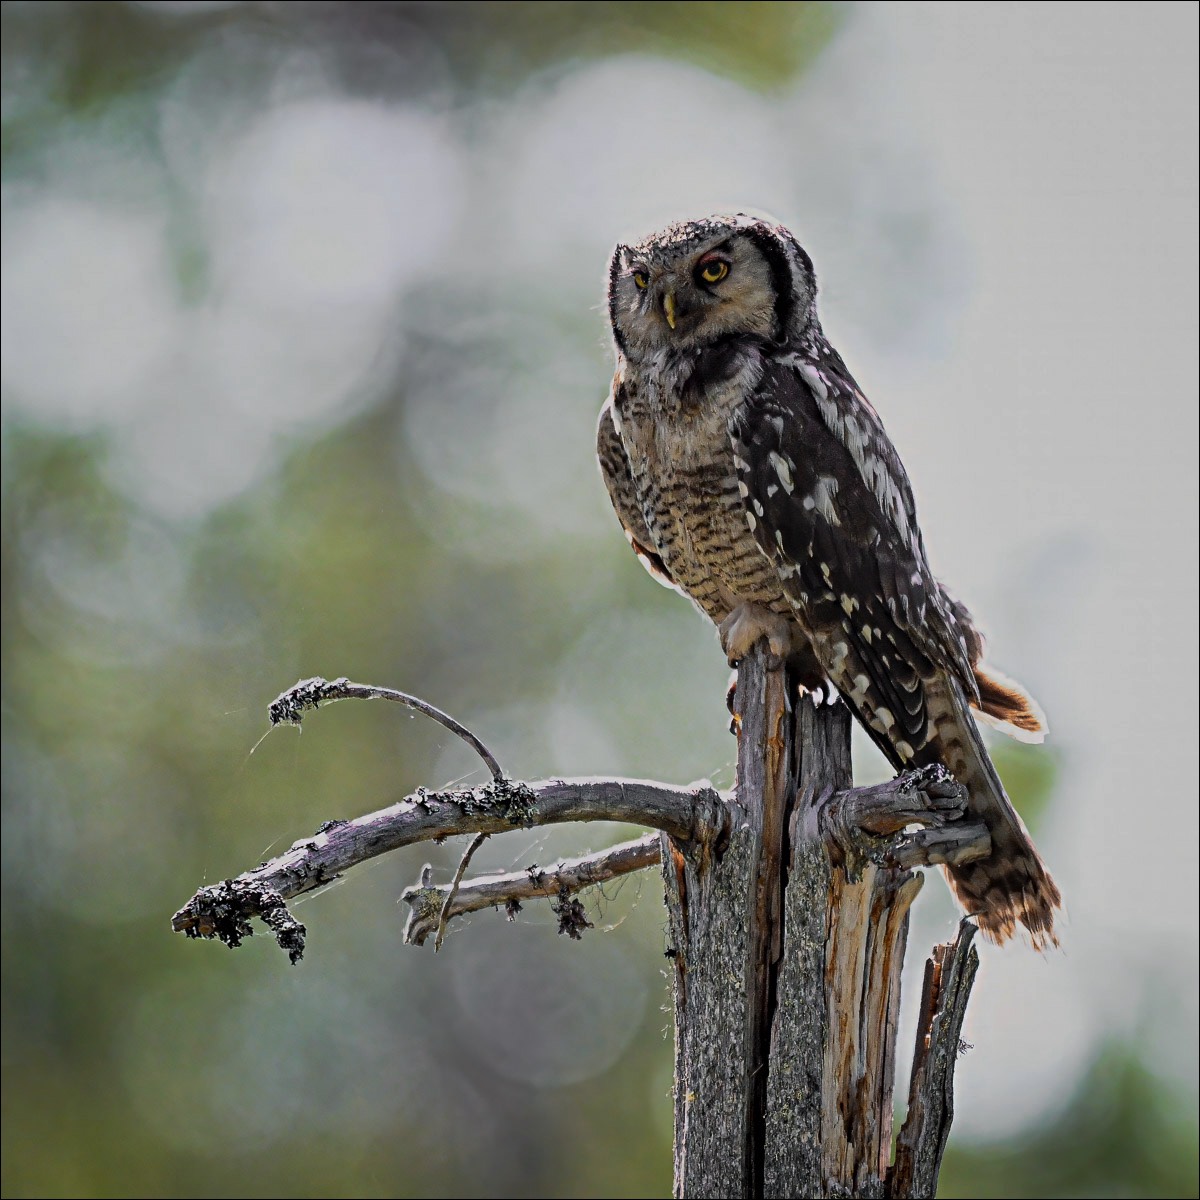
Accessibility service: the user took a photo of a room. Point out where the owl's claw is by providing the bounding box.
[726,672,740,735]
[718,603,793,669]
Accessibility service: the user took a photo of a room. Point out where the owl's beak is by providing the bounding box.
[661,291,677,330]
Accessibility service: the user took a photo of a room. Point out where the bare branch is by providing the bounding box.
[819,763,991,871]
[172,776,727,959]
[884,823,991,871]
[830,764,967,836]
[433,832,488,952]
[269,676,504,780]
[401,834,661,946]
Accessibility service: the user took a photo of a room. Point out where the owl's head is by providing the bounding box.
[607,214,817,361]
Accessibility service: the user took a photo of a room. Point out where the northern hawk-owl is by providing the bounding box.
[597,213,1060,947]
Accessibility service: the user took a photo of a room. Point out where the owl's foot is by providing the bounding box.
[726,668,824,735]
[718,604,794,669]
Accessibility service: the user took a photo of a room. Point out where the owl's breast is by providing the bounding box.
[615,347,791,624]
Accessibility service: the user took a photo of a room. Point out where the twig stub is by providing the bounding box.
[173,879,307,964]
[889,919,981,1198]
[268,676,351,726]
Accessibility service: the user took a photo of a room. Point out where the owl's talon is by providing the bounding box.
[718,604,794,668]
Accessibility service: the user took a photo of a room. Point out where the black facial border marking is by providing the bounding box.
[607,244,631,355]
[741,223,799,343]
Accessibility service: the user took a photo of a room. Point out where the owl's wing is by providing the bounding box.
[732,352,1061,946]
[596,395,680,593]
[728,351,976,766]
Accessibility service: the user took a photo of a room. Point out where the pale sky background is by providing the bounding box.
[2,0,1197,1150]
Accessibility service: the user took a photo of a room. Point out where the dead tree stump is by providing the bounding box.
[173,646,987,1200]
[663,648,982,1199]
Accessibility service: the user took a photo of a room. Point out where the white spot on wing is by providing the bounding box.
[804,365,920,554]
[797,361,828,402]
[812,475,839,524]
[768,451,795,494]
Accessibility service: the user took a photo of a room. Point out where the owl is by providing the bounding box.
[597,213,1061,948]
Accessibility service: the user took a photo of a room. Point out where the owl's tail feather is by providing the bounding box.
[972,664,1047,744]
[926,678,1061,949]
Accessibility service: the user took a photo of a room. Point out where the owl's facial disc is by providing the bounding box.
[610,220,790,359]
[630,250,733,337]
[625,260,687,332]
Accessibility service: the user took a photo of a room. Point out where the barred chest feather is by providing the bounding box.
[613,341,790,622]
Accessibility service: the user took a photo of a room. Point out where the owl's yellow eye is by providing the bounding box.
[632,270,649,290]
[697,259,730,284]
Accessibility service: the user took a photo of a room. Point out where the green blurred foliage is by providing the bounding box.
[2,0,834,125]
[941,1040,1200,1200]
[990,741,1057,831]
[2,4,1196,1199]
